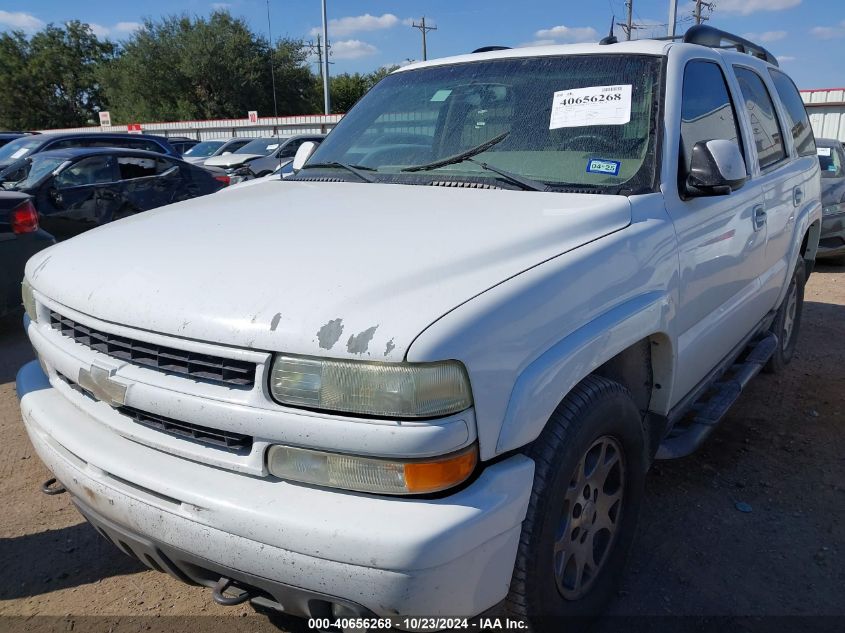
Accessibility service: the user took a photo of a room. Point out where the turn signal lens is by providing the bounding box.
[266,444,478,495]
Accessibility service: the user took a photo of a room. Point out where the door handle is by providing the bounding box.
[793,186,803,207]
[753,205,767,231]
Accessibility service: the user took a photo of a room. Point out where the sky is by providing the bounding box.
[2,0,844,89]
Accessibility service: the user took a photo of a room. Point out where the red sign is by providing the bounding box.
[127,123,142,134]
[247,110,258,124]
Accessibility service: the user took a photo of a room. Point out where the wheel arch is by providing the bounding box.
[495,292,676,455]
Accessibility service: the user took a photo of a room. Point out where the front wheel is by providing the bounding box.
[765,256,806,373]
[505,375,647,630]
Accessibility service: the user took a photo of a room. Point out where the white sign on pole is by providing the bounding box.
[98,111,111,127]
[248,111,259,124]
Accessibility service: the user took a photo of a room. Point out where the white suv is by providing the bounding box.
[17,26,820,628]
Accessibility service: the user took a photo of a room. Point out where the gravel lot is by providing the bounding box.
[1,266,843,632]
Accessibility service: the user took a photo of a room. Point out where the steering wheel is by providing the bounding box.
[558,133,617,153]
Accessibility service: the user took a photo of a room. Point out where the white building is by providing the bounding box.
[802,88,845,141]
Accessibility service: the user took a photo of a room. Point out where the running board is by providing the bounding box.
[656,333,778,459]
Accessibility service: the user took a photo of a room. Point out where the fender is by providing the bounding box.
[495,291,674,455]
[772,197,821,309]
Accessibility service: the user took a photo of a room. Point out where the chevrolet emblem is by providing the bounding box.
[78,364,127,408]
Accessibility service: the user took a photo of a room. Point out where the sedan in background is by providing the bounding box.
[0,192,54,317]
[816,138,845,262]
[181,137,252,165]
[0,132,179,172]
[0,132,34,149]
[0,148,226,239]
[166,136,200,155]
[205,135,324,179]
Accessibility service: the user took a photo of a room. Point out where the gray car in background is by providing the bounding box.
[181,138,252,165]
[204,135,325,179]
[816,138,845,261]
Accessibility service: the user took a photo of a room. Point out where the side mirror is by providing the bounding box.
[686,140,747,197]
[292,141,318,173]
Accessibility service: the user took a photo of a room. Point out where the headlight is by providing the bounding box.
[269,355,473,418]
[266,443,478,494]
[21,278,37,322]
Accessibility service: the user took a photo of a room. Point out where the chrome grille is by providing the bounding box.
[49,311,256,388]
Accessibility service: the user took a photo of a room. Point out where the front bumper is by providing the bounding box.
[17,360,533,618]
[818,209,845,258]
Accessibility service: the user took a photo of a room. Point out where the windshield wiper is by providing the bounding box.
[465,158,549,192]
[300,161,377,183]
[402,132,510,172]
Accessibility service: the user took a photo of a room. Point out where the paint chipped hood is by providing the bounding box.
[25,181,631,360]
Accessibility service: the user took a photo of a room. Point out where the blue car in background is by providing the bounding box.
[0,132,179,173]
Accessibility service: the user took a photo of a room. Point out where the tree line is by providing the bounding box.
[0,11,396,130]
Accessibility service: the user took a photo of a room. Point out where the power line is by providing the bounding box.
[411,17,437,61]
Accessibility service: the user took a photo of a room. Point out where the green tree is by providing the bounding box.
[0,21,114,129]
[99,11,319,123]
[329,66,399,114]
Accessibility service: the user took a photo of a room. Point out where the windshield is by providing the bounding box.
[0,156,65,189]
[300,54,662,192]
[184,140,225,157]
[818,145,844,178]
[0,136,43,164]
[236,138,281,155]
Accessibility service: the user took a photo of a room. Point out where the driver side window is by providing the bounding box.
[54,156,116,189]
[679,61,744,185]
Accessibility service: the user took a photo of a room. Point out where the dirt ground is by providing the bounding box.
[0,267,843,632]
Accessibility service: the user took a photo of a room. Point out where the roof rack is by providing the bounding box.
[472,46,511,53]
[683,25,779,67]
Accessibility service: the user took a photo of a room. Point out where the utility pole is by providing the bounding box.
[411,17,437,61]
[305,35,331,82]
[266,0,278,118]
[321,0,331,115]
[616,2,642,41]
[668,0,678,38]
[694,0,713,25]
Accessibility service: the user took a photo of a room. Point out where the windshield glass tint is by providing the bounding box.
[183,140,224,157]
[237,138,280,155]
[0,156,65,189]
[305,54,662,191]
[0,137,43,163]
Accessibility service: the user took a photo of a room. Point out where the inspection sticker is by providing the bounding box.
[550,84,632,129]
[586,158,621,176]
[431,89,452,102]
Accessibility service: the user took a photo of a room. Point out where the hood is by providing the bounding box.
[26,181,631,361]
[204,153,264,168]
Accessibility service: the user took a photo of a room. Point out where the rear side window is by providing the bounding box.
[817,145,844,178]
[679,61,744,180]
[769,69,816,157]
[117,156,158,180]
[733,67,786,170]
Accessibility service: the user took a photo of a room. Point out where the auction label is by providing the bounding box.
[550,84,632,129]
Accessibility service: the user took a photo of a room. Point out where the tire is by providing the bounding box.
[505,375,648,631]
[765,256,806,374]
